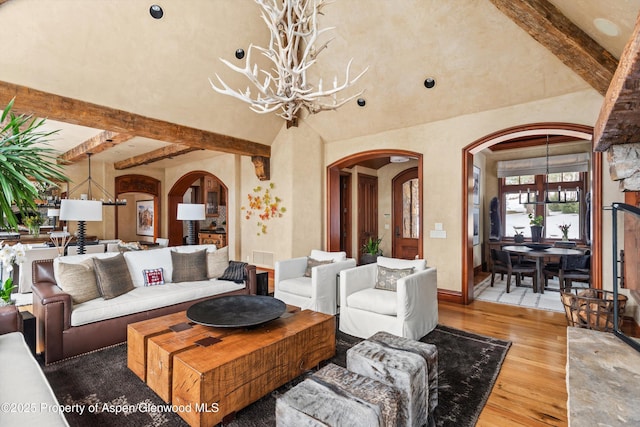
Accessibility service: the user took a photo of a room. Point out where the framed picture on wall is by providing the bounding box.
[473,165,480,206]
[473,207,480,246]
[136,200,154,236]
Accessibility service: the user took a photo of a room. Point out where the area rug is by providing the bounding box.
[43,325,511,427]
[474,274,568,312]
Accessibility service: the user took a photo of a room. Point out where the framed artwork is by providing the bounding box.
[473,207,480,246]
[473,165,480,206]
[136,200,154,236]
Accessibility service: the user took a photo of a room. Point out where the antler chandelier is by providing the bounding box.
[209,0,367,125]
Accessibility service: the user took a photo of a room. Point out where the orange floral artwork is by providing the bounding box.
[241,183,286,235]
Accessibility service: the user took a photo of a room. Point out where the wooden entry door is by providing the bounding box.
[393,167,420,259]
[358,174,378,264]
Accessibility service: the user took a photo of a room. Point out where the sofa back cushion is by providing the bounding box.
[123,248,173,287]
[376,256,426,271]
[93,254,135,299]
[54,252,120,285]
[56,258,101,304]
[173,244,217,254]
[310,250,347,262]
[207,246,229,279]
[171,249,208,283]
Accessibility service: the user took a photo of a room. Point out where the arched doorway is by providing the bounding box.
[167,171,228,247]
[327,150,423,261]
[461,123,601,304]
[114,175,161,240]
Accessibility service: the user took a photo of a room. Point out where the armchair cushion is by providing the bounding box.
[377,256,426,271]
[304,258,333,277]
[375,265,414,291]
[278,277,312,298]
[347,288,397,316]
[57,258,101,304]
[310,250,347,262]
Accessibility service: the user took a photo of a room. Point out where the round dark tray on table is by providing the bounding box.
[186,295,286,328]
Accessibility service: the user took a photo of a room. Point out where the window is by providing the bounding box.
[402,178,420,238]
[500,172,585,241]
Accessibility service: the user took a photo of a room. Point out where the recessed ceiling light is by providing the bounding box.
[235,49,245,59]
[357,98,366,107]
[594,18,619,37]
[150,5,164,19]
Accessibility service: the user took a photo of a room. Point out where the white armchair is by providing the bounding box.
[339,256,438,340]
[17,247,59,293]
[274,250,356,315]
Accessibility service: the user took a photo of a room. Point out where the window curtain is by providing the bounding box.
[497,153,590,178]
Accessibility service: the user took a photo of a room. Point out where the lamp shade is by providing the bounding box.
[177,203,205,221]
[59,199,103,221]
[47,208,60,217]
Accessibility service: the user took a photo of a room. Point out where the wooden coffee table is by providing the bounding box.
[127,305,335,427]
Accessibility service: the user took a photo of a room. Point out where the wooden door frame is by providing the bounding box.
[340,172,352,258]
[167,170,228,247]
[327,149,423,258]
[460,123,601,305]
[392,167,420,259]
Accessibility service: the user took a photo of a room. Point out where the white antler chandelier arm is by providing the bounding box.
[210,0,367,124]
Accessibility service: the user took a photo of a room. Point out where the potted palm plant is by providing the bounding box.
[361,236,383,265]
[0,98,68,231]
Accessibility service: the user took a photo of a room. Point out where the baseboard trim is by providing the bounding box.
[437,289,464,304]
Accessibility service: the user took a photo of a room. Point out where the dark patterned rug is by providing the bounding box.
[43,325,510,427]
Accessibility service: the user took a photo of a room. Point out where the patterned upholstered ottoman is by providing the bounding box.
[347,331,438,426]
[276,363,402,426]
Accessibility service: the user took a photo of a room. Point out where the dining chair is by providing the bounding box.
[559,254,591,289]
[490,249,537,293]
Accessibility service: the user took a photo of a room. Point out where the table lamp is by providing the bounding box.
[177,203,205,245]
[59,199,103,254]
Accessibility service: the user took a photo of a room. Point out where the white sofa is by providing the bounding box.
[338,257,438,340]
[0,305,68,426]
[32,244,257,364]
[274,250,356,315]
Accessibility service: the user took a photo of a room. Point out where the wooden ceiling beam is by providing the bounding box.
[489,0,618,96]
[114,144,202,170]
[58,131,134,164]
[593,12,640,151]
[0,80,271,158]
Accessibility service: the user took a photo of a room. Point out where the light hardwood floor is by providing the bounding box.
[439,300,568,426]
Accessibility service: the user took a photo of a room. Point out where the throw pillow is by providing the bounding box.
[171,249,208,283]
[93,254,135,300]
[143,268,165,286]
[304,257,333,277]
[207,246,229,279]
[219,261,247,283]
[375,265,415,292]
[56,259,101,304]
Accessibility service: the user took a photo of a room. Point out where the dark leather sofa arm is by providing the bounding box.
[32,259,73,330]
[0,305,22,335]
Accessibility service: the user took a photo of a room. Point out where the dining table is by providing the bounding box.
[502,245,584,293]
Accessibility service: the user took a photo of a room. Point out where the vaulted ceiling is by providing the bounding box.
[1,0,639,169]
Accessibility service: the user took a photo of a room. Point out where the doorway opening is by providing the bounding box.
[461,123,601,305]
[167,171,228,247]
[327,150,423,263]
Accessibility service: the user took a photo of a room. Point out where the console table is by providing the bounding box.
[566,327,640,425]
